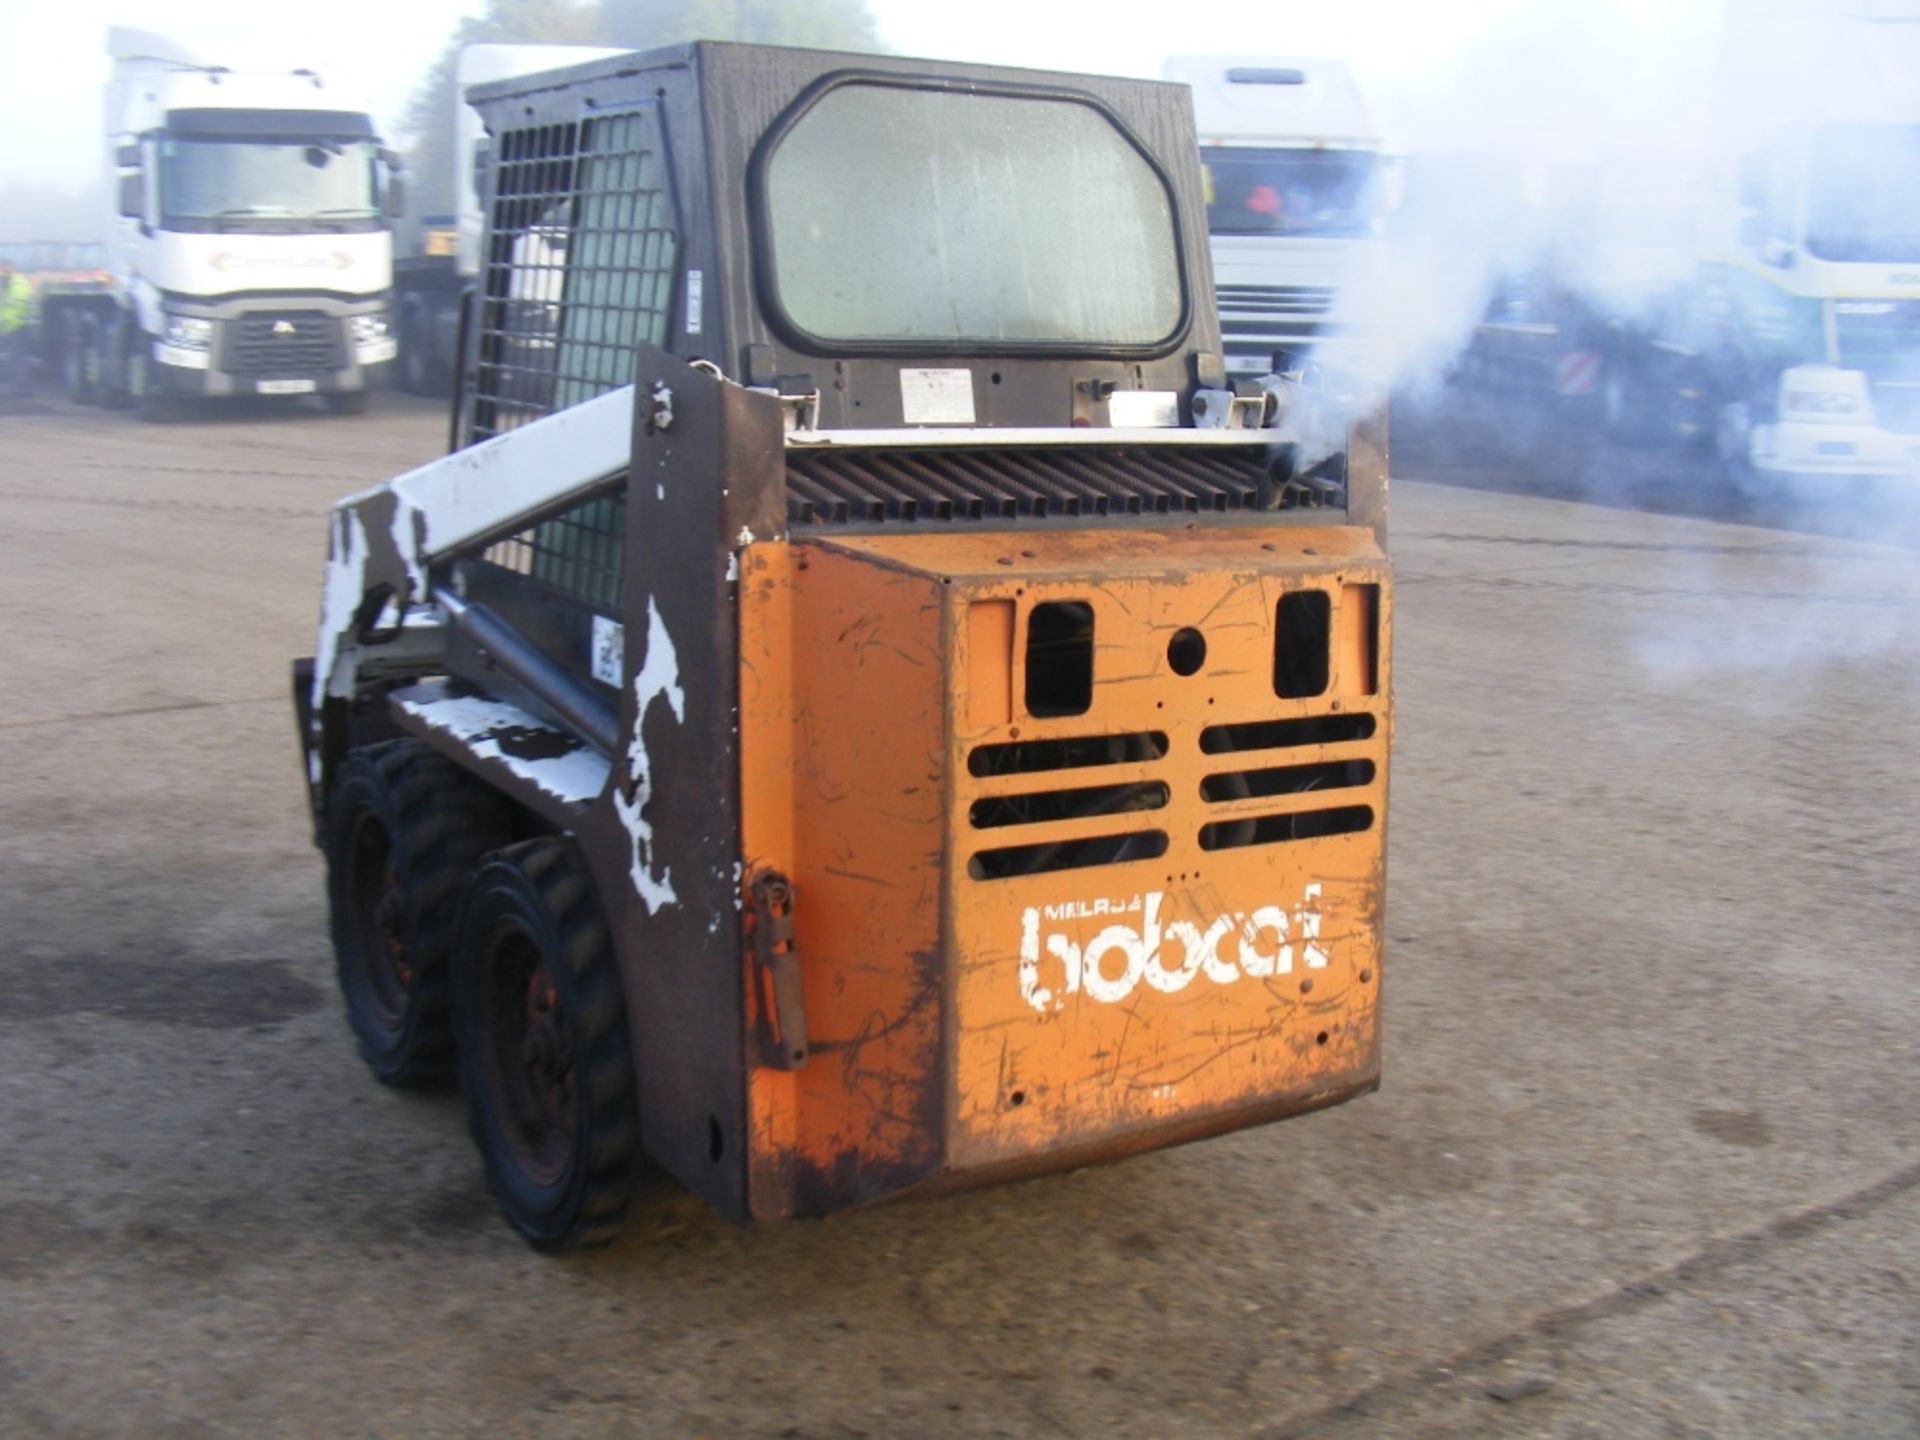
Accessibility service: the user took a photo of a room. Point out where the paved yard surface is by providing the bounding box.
[1,393,1915,1437]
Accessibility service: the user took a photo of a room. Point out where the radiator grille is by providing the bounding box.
[964,710,1381,880]
[1216,284,1336,318]
[786,445,1341,526]
[228,312,338,376]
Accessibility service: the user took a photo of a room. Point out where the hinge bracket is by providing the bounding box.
[748,871,808,1069]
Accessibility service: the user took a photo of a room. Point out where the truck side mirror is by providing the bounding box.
[385,175,407,221]
[117,171,146,220]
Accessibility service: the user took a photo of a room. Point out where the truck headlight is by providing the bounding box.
[351,315,390,345]
[1779,366,1872,424]
[163,316,213,350]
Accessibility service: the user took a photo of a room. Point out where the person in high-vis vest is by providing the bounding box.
[0,263,36,395]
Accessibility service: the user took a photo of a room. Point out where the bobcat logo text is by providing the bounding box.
[1019,885,1328,1013]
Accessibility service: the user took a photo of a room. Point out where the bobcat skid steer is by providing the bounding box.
[294,41,1393,1249]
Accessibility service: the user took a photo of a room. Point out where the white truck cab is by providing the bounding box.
[96,27,400,416]
[1692,1,1920,489]
[1165,56,1386,381]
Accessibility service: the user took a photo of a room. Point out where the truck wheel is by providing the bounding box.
[64,316,99,405]
[455,838,641,1251]
[399,307,433,395]
[130,350,176,424]
[325,390,370,416]
[100,317,134,410]
[327,740,511,1086]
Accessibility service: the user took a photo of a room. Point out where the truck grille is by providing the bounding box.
[785,445,1342,527]
[1216,284,1336,318]
[228,312,338,377]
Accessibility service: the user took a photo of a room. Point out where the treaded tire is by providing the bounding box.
[326,740,511,1086]
[64,315,99,405]
[455,838,640,1251]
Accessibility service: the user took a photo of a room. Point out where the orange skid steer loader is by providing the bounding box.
[294,41,1392,1249]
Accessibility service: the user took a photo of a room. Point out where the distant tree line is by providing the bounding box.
[402,0,883,216]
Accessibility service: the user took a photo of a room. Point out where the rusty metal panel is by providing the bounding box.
[568,352,786,1222]
[737,522,1389,1216]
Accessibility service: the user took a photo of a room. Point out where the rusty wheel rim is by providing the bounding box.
[479,918,576,1189]
[344,810,411,1025]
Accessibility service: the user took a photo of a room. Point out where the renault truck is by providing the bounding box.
[41,27,403,420]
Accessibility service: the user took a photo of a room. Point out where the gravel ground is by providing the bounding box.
[1,391,1914,1438]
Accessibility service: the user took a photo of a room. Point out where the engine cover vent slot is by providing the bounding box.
[969,830,1170,880]
[1200,714,1375,754]
[1200,760,1374,803]
[1199,805,1374,852]
[970,780,1170,830]
[968,731,1168,778]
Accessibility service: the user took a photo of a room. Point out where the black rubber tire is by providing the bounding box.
[134,364,176,424]
[325,389,370,416]
[64,315,99,405]
[454,838,640,1251]
[326,740,511,1086]
[399,304,434,396]
[100,316,134,410]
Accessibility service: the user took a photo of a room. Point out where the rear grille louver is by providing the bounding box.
[786,446,1340,527]
[965,712,1379,879]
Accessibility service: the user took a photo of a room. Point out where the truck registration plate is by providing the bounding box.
[258,379,317,396]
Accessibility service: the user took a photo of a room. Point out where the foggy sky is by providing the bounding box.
[2,0,1727,194]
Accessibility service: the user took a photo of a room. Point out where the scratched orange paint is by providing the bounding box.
[739,524,1391,1217]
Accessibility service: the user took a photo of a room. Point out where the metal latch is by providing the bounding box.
[748,871,809,1070]
[1190,382,1271,430]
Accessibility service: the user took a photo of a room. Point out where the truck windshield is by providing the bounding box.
[1201,148,1379,239]
[762,83,1184,349]
[1807,126,1920,263]
[158,136,379,230]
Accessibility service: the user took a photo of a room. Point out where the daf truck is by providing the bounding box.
[1165,56,1387,381]
[41,27,403,420]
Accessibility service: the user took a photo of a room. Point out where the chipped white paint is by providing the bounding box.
[648,379,674,432]
[395,692,610,806]
[1019,884,1329,1014]
[735,525,754,547]
[335,384,634,565]
[725,553,739,582]
[612,596,685,912]
[313,508,371,708]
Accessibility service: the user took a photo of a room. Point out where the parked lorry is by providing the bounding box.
[38,27,403,420]
[1667,0,1920,491]
[296,41,1391,1249]
[1424,152,1703,437]
[1165,55,1387,381]
[391,44,628,397]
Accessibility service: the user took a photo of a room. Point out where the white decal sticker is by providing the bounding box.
[613,597,685,912]
[900,368,976,425]
[1019,884,1329,1014]
[1107,390,1180,427]
[685,269,703,334]
[591,614,624,688]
